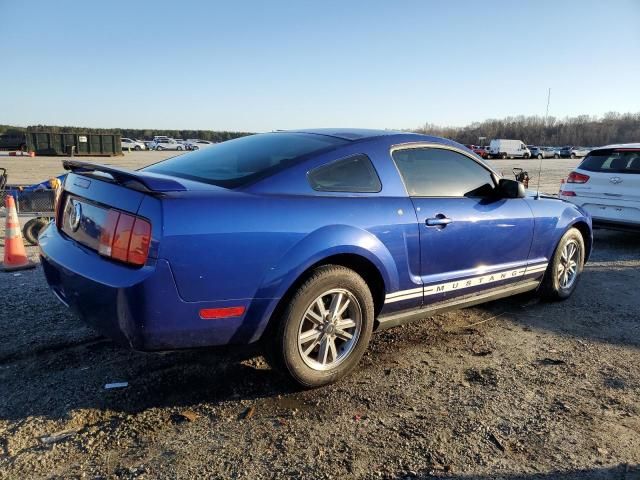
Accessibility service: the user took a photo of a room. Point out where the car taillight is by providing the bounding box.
[98,209,151,266]
[567,171,590,184]
[560,191,576,197]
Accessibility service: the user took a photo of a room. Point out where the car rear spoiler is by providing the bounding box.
[62,160,187,193]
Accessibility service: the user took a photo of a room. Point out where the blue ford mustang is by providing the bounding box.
[40,129,592,387]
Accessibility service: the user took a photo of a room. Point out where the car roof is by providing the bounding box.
[283,128,412,141]
[591,143,640,151]
[277,128,463,150]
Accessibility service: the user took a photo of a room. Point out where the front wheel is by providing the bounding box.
[554,154,560,159]
[156,146,164,151]
[570,153,576,159]
[540,228,585,301]
[537,154,543,159]
[266,265,374,388]
[134,145,141,151]
[501,152,507,159]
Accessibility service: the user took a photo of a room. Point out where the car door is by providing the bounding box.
[392,145,535,305]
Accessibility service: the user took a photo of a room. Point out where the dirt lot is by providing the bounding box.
[2,150,570,195]
[1,153,639,479]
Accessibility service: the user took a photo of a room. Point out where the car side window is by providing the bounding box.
[308,154,382,193]
[392,148,495,197]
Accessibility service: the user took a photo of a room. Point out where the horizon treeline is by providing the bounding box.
[1,111,638,146]
[415,112,640,146]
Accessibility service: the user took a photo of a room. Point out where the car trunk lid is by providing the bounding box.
[58,162,190,265]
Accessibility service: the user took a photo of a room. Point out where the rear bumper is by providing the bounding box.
[39,224,266,351]
[558,194,640,227]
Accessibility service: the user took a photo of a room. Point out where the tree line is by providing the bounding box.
[414,112,640,147]
[2,111,639,146]
[0,125,253,142]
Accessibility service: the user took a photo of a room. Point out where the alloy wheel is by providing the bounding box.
[297,288,362,371]
[558,240,580,289]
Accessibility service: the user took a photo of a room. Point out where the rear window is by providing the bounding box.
[308,154,381,193]
[144,133,348,188]
[579,149,640,174]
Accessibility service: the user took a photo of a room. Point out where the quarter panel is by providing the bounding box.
[160,193,420,303]
[525,197,593,262]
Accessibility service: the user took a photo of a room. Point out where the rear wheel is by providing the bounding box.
[177,146,183,151]
[570,153,576,159]
[134,145,141,151]
[554,153,560,159]
[540,228,585,301]
[537,154,543,159]
[266,265,374,387]
[501,152,507,159]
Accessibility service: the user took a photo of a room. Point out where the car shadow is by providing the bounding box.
[471,229,640,349]
[0,338,302,422]
[391,463,639,479]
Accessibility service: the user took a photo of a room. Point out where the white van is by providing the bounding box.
[489,139,531,159]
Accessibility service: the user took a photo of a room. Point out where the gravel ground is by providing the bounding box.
[1,153,639,479]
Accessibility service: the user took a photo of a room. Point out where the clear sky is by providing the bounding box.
[1,0,639,132]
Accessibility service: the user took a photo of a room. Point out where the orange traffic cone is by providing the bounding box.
[2,195,35,271]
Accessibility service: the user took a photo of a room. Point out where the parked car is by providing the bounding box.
[560,146,591,158]
[40,129,592,387]
[530,146,559,159]
[488,139,531,159]
[185,139,215,150]
[152,138,185,151]
[559,144,640,231]
[465,144,489,158]
[121,138,146,151]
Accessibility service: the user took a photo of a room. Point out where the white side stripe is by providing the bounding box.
[385,263,548,304]
[385,287,422,299]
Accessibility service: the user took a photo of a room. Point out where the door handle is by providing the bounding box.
[426,215,452,227]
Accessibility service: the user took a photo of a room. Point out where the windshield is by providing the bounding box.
[144,132,349,188]
[579,149,640,174]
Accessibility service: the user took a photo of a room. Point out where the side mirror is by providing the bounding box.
[498,178,526,198]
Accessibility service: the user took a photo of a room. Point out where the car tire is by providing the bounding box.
[22,217,49,246]
[134,145,141,151]
[156,146,164,151]
[540,227,585,301]
[501,153,507,159]
[177,146,183,151]
[266,265,374,388]
[537,154,543,159]
[570,153,576,159]
[524,153,530,159]
[554,154,560,159]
